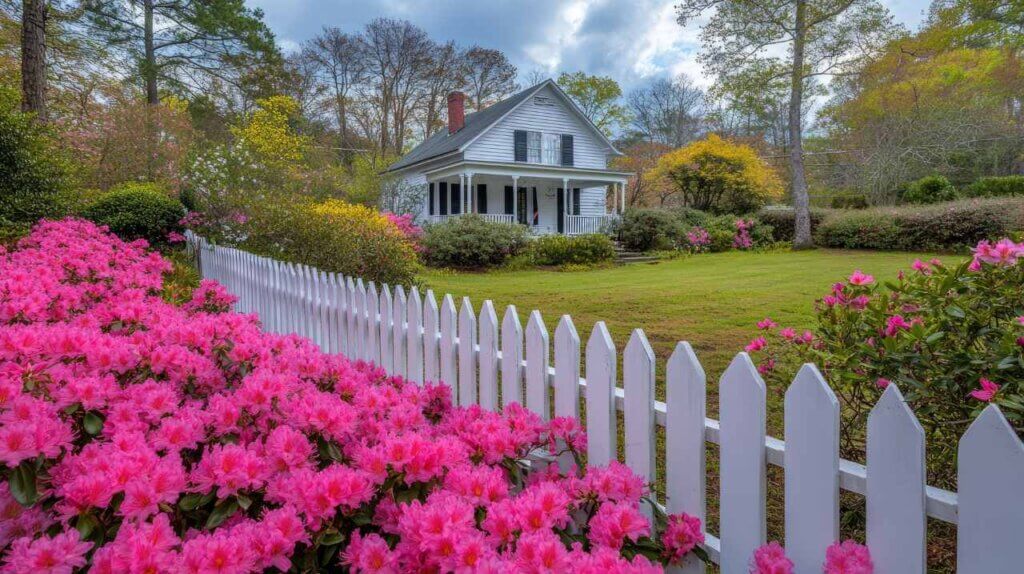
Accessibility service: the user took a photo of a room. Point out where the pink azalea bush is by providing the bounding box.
[0,219,703,572]
[733,219,754,250]
[383,212,424,253]
[748,238,1024,484]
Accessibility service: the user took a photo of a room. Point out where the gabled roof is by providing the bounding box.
[386,79,621,173]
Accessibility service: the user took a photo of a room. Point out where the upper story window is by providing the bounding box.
[515,129,572,166]
[525,131,562,165]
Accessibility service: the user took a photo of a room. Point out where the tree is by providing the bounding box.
[677,0,899,247]
[304,27,365,146]
[462,46,517,111]
[627,74,705,146]
[20,0,46,120]
[649,134,783,213]
[421,41,465,136]
[610,141,674,207]
[556,71,629,136]
[82,0,277,105]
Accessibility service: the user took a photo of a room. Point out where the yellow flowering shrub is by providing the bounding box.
[231,96,309,172]
[649,134,783,214]
[242,194,419,286]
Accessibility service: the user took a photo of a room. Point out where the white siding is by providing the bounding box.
[464,85,611,169]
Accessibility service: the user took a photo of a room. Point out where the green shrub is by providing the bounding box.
[0,93,71,224]
[530,234,615,266]
[749,250,1024,486]
[618,208,682,251]
[754,207,828,242]
[901,175,958,204]
[830,192,869,209]
[82,183,185,246]
[964,175,1024,198]
[240,196,420,286]
[422,215,530,269]
[0,217,30,247]
[670,206,711,227]
[707,228,735,252]
[816,197,1024,251]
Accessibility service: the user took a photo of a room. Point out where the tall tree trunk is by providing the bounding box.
[143,0,157,179]
[21,0,47,121]
[143,0,158,104]
[789,0,813,249]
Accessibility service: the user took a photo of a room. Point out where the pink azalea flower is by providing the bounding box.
[757,318,777,330]
[751,541,793,574]
[848,270,874,286]
[662,512,704,563]
[875,378,891,389]
[824,540,873,574]
[746,337,767,353]
[970,378,1000,402]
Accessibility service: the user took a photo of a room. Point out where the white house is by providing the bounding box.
[385,79,631,235]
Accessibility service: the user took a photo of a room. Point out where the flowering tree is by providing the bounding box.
[0,219,705,572]
[749,239,1024,484]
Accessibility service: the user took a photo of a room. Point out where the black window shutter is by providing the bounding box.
[504,186,514,215]
[561,134,574,166]
[572,188,580,215]
[451,184,461,214]
[477,184,488,214]
[439,182,448,215]
[514,130,527,162]
[428,183,435,215]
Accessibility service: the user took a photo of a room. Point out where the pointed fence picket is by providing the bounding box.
[187,233,1024,572]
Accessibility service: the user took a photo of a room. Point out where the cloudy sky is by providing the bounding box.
[248,0,931,93]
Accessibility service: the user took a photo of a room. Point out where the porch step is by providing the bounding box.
[617,255,660,264]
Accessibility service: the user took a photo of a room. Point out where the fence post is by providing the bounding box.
[378,286,392,372]
[784,364,839,572]
[624,329,656,514]
[665,341,707,574]
[458,297,477,407]
[366,282,380,366]
[478,300,499,410]
[718,353,767,574]
[423,290,439,383]
[407,287,423,385]
[554,315,580,470]
[957,405,1024,573]
[393,286,407,378]
[525,311,550,421]
[867,383,926,574]
[355,279,366,361]
[439,294,458,404]
[501,305,523,408]
[585,322,617,467]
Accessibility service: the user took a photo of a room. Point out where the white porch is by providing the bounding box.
[420,161,629,236]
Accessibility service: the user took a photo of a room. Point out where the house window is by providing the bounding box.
[542,133,561,165]
[527,131,542,163]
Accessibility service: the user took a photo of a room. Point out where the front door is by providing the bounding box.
[517,187,528,225]
[556,188,565,233]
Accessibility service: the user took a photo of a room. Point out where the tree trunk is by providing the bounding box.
[143,0,158,104]
[789,0,813,249]
[20,0,47,121]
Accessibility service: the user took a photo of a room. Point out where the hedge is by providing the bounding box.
[529,233,616,266]
[755,207,829,242]
[421,215,530,269]
[815,197,1024,251]
[81,183,185,246]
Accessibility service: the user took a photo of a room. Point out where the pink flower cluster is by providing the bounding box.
[750,539,873,574]
[0,219,703,573]
[733,219,754,250]
[383,212,424,252]
[686,227,711,252]
[970,238,1024,270]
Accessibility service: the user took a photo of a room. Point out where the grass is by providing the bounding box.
[422,247,947,421]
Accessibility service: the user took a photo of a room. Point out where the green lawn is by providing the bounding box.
[423,248,950,428]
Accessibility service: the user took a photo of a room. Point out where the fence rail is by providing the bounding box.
[427,213,515,225]
[187,232,1023,574]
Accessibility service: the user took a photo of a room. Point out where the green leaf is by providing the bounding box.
[318,530,345,546]
[925,331,945,344]
[236,493,252,510]
[9,462,38,506]
[178,493,205,511]
[946,306,965,319]
[75,513,99,540]
[205,499,239,530]
[83,411,104,435]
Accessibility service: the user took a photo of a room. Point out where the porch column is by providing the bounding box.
[512,176,519,224]
[619,181,626,214]
[562,178,569,234]
[466,172,474,214]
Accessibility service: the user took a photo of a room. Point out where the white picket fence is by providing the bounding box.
[186,233,1024,574]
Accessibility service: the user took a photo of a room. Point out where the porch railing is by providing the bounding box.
[566,215,613,235]
[427,213,515,225]
[188,232,1024,573]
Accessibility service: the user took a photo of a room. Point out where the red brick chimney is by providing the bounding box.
[447,91,465,134]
